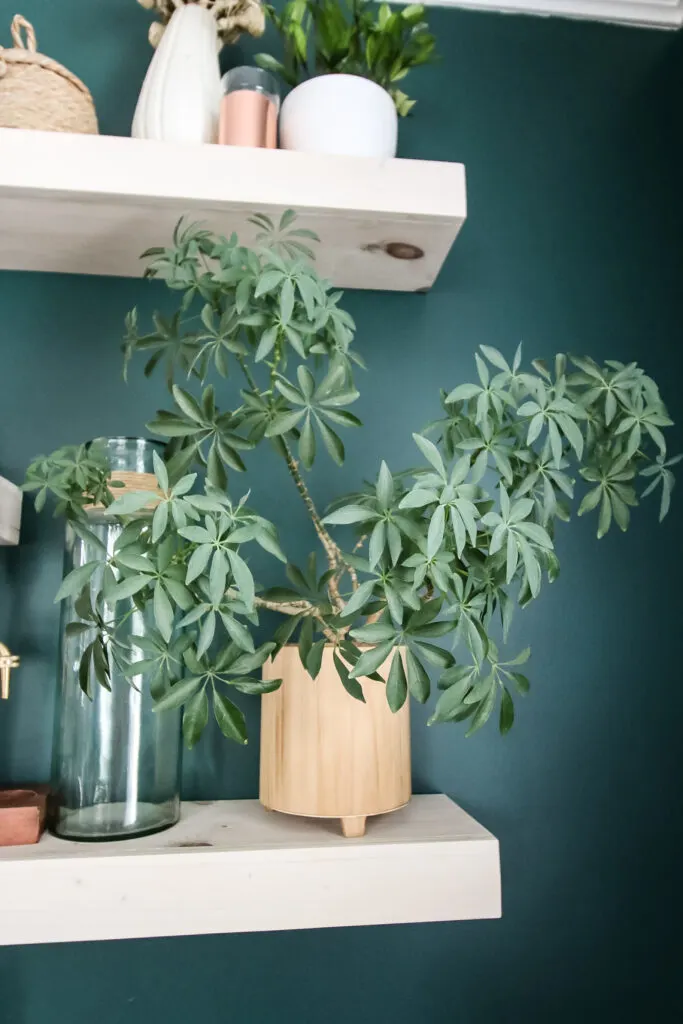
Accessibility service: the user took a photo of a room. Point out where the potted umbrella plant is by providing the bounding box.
[255,0,436,158]
[25,213,678,838]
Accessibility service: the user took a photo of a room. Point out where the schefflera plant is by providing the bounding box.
[25,213,678,747]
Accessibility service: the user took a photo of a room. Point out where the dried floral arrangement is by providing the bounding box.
[137,0,266,47]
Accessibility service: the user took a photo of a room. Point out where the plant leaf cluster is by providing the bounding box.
[256,0,436,116]
[25,215,677,747]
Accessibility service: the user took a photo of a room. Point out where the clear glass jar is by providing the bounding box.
[219,66,280,149]
[51,438,182,841]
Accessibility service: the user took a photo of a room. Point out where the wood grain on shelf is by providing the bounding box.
[0,795,501,944]
[0,128,467,291]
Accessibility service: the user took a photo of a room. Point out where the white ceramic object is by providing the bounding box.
[0,475,22,546]
[279,74,398,159]
[132,5,221,144]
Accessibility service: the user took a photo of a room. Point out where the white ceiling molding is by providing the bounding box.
[402,0,683,28]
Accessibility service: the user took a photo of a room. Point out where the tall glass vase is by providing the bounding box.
[51,438,182,841]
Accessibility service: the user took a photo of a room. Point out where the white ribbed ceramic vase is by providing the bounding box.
[132,5,221,144]
[279,74,398,159]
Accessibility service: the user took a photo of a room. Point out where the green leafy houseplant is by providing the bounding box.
[24,213,678,748]
[255,0,436,116]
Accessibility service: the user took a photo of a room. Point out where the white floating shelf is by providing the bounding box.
[0,475,22,546]
[410,0,683,29]
[0,795,500,945]
[0,128,467,292]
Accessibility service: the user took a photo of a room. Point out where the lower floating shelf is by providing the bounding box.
[0,795,501,945]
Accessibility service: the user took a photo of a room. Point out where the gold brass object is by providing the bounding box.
[0,642,19,699]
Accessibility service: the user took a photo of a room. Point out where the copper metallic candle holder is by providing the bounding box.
[219,66,280,149]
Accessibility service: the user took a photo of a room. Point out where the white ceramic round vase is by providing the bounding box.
[132,5,221,144]
[279,74,398,159]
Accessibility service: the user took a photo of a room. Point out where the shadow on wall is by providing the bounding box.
[0,960,28,1024]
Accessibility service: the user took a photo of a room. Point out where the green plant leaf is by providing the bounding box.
[78,642,94,698]
[597,492,612,538]
[154,581,174,642]
[265,409,305,437]
[499,686,515,734]
[333,651,366,702]
[172,385,204,423]
[213,691,248,744]
[106,491,155,516]
[230,642,275,675]
[376,461,394,509]
[183,689,208,748]
[186,543,212,584]
[405,648,430,702]
[386,649,408,712]
[54,562,99,603]
[506,647,531,666]
[280,277,295,325]
[92,639,111,691]
[465,683,497,737]
[306,638,325,679]
[411,640,453,669]
[108,574,151,602]
[152,500,169,542]
[368,520,386,569]
[209,550,228,605]
[273,613,303,653]
[350,638,396,679]
[197,611,216,658]
[350,622,396,643]
[429,674,473,723]
[152,450,169,493]
[341,579,376,619]
[229,676,282,695]
[64,621,93,638]
[227,549,255,611]
[299,415,316,469]
[412,433,446,478]
[223,614,255,653]
[298,615,313,667]
[510,672,530,695]
[153,676,202,712]
[316,417,345,465]
[447,383,481,403]
[323,505,379,525]
[578,485,601,516]
[427,504,445,558]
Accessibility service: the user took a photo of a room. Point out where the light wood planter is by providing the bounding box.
[260,646,411,837]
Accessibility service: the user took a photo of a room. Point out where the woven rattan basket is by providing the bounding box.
[0,14,98,133]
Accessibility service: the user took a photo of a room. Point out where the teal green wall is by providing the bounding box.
[1,2,682,1021]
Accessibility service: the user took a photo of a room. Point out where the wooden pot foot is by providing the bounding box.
[341,815,366,838]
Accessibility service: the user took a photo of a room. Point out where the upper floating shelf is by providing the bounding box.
[0,128,467,292]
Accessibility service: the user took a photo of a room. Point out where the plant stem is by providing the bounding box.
[236,354,259,394]
[235,353,348,617]
[254,595,311,615]
[280,438,346,610]
[253,595,339,643]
